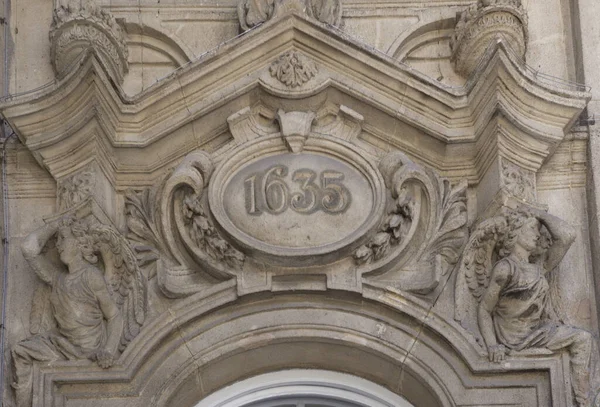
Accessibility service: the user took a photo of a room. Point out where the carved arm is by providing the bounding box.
[21,222,61,285]
[531,209,576,271]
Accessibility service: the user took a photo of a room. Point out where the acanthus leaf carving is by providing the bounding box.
[410,178,469,293]
[125,151,243,298]
[359,152,468,294]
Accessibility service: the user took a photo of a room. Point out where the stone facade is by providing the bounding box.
[0,0,599,406]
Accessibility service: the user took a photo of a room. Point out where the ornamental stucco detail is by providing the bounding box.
[500,158,536,202]
[451,0,528,77]
[50,0,129,83]
[270,51,318,89]
[238,0,342,31]
[1,3,598,406]
[57,167,96,211]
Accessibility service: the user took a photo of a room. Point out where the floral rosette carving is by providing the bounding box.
[450,0,528,77]
[50,0,129,83]
[270,51,318,88]
[57,169,95,210]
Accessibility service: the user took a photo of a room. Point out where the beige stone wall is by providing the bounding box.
[0,0,599,406]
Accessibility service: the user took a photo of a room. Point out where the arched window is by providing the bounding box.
[195,369,415,407]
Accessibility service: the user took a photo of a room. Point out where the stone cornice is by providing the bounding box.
[0,13,589,185]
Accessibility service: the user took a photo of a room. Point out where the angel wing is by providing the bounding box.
[455,215,507,323]
[90,223,148,351]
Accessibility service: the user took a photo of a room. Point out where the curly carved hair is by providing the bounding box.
[497,210,552,260]
[55,215,99,264]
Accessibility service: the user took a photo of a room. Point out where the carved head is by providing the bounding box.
[56,216,99,266]
[497,211,552,260]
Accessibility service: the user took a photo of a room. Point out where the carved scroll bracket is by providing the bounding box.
[125,151,243,298]
[357,152,469,295]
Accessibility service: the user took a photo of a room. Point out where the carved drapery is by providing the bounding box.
[14,200,148,407]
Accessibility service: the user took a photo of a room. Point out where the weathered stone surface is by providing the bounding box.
[0,0,599,406]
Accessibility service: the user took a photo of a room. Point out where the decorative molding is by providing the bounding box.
[450,0,527,77]
[1,16,588,190]
[270,51,318,88]
[50,0,129,83]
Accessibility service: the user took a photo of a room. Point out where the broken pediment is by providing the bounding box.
[0,13,588,182]
[0,9,589,297]
[2,6,598,407]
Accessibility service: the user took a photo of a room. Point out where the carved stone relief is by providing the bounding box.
[238,0,342,31]
[56,168,95,211]
[270,51,318,89]
[357,152,469,294]
[13,200,147,407]
[455,207,600,407]
[500,158,536,202]
[50,0,129,83]
[450,0,528,77]
[118,105,468,297]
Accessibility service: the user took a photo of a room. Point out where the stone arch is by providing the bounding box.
[121,22,192,95]
[193,369,417,406]
[35,287,565,406]
[388,17,465,87]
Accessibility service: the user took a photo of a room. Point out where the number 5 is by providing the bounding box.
[321,171,350,213]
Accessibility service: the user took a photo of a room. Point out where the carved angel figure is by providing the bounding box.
[461,208,598,407]
[12,215,147,407]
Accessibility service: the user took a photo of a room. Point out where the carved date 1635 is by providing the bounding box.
[244,165,351,215]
